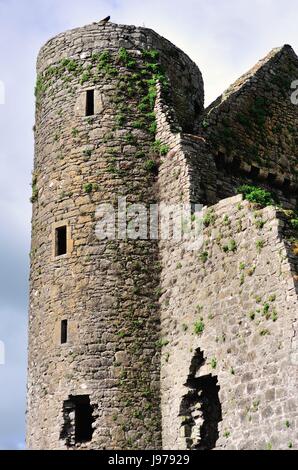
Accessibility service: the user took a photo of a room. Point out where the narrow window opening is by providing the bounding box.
[56,226,67,256]
[86,90,94,116]
[179,348,222,450]
[61,320,68,344]
[60,395,94,446]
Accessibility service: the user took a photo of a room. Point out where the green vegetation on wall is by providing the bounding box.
[237,185,275,207]
[35,47,170,178]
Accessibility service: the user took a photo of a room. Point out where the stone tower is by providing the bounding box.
[27,21,203,450]
[28,21,298,450]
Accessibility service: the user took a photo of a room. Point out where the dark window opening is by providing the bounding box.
[86,90,94,116]
[75,396,93,443]
[56,226,67,256]
[179,348,222,450]
[61,320,68,344]
[60,395,94,446]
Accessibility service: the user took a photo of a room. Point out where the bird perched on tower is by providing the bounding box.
[99,16,110,24]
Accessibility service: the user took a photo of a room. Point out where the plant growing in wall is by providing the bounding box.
[144,160,159,174]
[256,239,265,253]
[290,217,298,230]
[203,209,216,227]
[194,319,205,335]
[237,185,275,207]
[199,251,209,263]
[83,183,98,194]
[156,338,169,348]
[210,357,217,369]
[30,173,38,203]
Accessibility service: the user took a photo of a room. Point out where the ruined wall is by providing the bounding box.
[195,45,298,209]
[155,46,298,220]
[27,22,203,450]
[154,50,298,447]
[159,195,298,450]
[28,20,298,451]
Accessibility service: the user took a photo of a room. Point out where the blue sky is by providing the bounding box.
[0,0,297,450]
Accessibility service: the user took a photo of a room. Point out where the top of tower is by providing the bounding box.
[36,20,205,133]
[37,20,200,75]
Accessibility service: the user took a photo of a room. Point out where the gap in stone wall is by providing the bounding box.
[60,395,95,447]
[179,348,222,450]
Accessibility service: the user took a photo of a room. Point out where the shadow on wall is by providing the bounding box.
[179,348,222,450]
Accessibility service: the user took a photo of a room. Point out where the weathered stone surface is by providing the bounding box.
[158,197,297,450]
[195,45,298,209]
[27,21,202,451]
[27,20,298,451]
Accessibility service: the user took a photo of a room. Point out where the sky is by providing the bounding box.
[0,0,298,450]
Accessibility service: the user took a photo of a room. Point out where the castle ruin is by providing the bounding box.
[27,21,298,450]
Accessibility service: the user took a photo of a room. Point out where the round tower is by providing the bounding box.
[27,21,203,449]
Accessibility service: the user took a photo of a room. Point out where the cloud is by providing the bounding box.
[0,0,297,449]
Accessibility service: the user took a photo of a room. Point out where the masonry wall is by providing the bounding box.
[27,22,203,450]
[155,77,298,447]
[195,45,298,209]
[159,195,298,450]
[28,21,298,451]
[155,84,298,448]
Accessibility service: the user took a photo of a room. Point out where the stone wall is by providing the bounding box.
[155,46,298,211]
[195,45,298,209]
[159,195,298,450]
[154,55,298,448]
